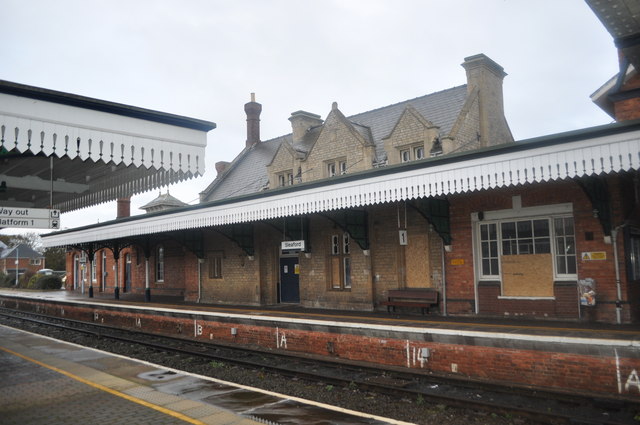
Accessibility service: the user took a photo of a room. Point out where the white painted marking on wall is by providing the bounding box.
[405,340,410,368]
[625,370,640,393]
[616,349,622,394]
[135,317,141,328]
[279,333,287,349]
[93,312,99,321]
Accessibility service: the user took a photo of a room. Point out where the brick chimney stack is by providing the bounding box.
[116,197,131,219]
[215,161,230,176]
[462,54,513,147]
[289,111,323,143]
[244,93,262,148]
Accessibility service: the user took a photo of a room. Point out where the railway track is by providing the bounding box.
[1,307,638,425]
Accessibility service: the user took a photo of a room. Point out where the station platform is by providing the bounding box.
[4,287,640,340]
[0,325,263,425]
[1,288,640,401]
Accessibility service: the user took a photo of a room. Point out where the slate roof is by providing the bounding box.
[349,85,468,160]
[0,243,43,260]
[202,85,469,202]
[140,191,188,212]
[201,135,285,201]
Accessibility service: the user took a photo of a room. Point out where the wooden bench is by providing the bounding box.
[379,289,439,315]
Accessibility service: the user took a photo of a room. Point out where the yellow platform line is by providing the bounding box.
[0,346,206,425]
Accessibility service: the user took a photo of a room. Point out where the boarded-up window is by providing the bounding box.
[208,255,223,279]
[501,253,554,297]
[477,215,576,297]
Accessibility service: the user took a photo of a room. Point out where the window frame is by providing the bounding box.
[476,213,577,281]
[91,257,97,282]
[627,228,640,281]
[277,169,293,187]
[414,145,425,160]
[330,232,351,290]
[208,252,223,279]
[156,245,165,283]
[326,158,347,178]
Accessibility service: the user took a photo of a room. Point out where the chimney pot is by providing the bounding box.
[245,93,262,148]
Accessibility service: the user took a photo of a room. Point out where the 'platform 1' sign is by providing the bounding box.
[0,207,61,229]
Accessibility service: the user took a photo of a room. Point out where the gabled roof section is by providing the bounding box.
[1,243,43,259]
[203,86,469,201]
[200,136,286,202]
[384,104,439,144]
[348,86,468,160]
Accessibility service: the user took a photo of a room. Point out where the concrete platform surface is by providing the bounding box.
[0,325,264,425]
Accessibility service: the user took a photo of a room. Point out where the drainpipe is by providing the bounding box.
[144,258,150,302]
[197,258,203,303]
[441,242,448,316]
[611,224,626,324]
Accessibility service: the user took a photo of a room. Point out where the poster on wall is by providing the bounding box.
[577,278,596,306]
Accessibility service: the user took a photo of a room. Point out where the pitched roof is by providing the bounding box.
[202,85,469,202]
[140,191,188,212]
[348,85,468,160]
[201,136,285,201]
[0,243,43,260]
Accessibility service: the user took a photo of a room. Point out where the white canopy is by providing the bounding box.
[0,80,215,212]
[42,121,640,247]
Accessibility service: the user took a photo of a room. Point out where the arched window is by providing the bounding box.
[156,245,164,282]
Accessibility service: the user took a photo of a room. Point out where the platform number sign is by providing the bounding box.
[399,230,408,246]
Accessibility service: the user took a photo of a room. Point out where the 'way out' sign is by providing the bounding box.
[0,207,60,229]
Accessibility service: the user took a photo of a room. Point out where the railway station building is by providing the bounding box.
[44,52,640,324]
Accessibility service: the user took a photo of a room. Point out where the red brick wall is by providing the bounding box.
[615,74,640,121]
[4,296,638,398]
[447,177,632,322]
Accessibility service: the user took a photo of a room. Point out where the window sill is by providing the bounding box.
[497,296,555,300]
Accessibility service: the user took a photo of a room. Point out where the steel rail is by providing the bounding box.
[0,308,637,425]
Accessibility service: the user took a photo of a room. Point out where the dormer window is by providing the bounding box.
[327,162,337,177]
[400,143,425,163]
[326,158,347,177]
[277,170,294,187]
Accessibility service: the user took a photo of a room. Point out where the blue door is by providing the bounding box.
[280,257,299,303]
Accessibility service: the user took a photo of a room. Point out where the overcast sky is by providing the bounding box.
[0,0,619,233]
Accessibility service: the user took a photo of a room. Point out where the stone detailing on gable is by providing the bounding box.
[302,105,375,182]
[383,105,439,165]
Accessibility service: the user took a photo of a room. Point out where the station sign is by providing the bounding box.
[281,240,305,252]
[0,207,61,229]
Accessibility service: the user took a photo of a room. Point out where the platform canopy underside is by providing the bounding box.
[0,81,214,213]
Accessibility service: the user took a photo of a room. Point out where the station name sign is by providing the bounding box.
[0,207,61,229]
[281,240,305,251]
